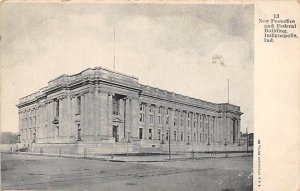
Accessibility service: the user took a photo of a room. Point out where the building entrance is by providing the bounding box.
[113,125,119,142]
[139,128,143,139]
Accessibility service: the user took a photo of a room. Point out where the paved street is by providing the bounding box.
[1,153,252,191]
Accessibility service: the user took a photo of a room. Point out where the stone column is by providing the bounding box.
[80,94,86,139]
[196,114,200,143]
[190,112,193,143]
[221,116,226,145]
[234,119,238,144]
[203,115,207,143]
[125,97,131,140]
[216,117,220,143]
[51,100,55,139]
[98,91,108,139]
[184,111,187,143]
[41,106,44,140]
[214,116,217,143]
[227,117,231,143]
[95,91,101,140]
[161,107,166,143]
[88,92,95,138]
[85,93,91,137]
[210,116,213,143]
[39,107,42,140]
[176,110,180,142]
[144,103,149,140]
[207,115,210,145]
[71,96,77,139]
[119,98,125,139]
[169,108,174,142]
[45,103,49,140]
[107,92,113,138]
[47,101,52,139]
[237,119,241,143]
[61,97,67,138]
[65,96,72,140]
[153,105,158,140]
[130,97,139,139]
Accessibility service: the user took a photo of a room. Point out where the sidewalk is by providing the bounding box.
[12,151,252,162]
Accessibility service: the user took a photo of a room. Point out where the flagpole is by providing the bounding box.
[227,78,230,103]
[113,26,115,71]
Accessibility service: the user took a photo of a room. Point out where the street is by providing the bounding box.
[1,153,252,191]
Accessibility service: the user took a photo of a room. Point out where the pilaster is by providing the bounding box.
[144,103,149,140]
[99,91,108,139]
[169,108,174,142]
[94,91,101,140]
[153,105,159,140]
[131,97,139,139]
[184,111,188,142]
[125,97,131,140]
[107,92,113,138]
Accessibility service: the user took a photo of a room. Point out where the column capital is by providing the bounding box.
[168,107,174,111]
[124,96,131,101]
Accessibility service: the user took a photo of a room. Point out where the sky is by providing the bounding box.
[1,3,254,133]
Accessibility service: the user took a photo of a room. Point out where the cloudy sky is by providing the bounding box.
[1,3,253,133]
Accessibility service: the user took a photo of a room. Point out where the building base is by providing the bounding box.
[26,141,248,156]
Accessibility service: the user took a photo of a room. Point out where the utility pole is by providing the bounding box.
[246,127,249,156]
[168,127,171,160]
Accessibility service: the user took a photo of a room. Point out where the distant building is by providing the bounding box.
[17,67,243,154]
[0,132,18,144]
[240,133,254,146]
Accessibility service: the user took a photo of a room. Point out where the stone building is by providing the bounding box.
[17,67,242,154]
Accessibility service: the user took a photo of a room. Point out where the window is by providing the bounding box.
[174,131,177,141]
[149,129,152,140]
[158,129,161,140]
[150,115,154,123]
[158,116,162,124]
[174,118,176,126]
[166,116,169,125]
[181,131,184,141]
[200,133,202,142]
[140,113,145,122]
[149,105,154,112]
[139,128,143,139]
[194,133,196,141]
[113,97,120,115]
[76,96,81,115]
[139,103,143,111]
[158,107,162,114]
[166,131,169,141]
[139,103,145,111]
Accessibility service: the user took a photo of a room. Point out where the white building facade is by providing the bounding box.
[17,67,242,154]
